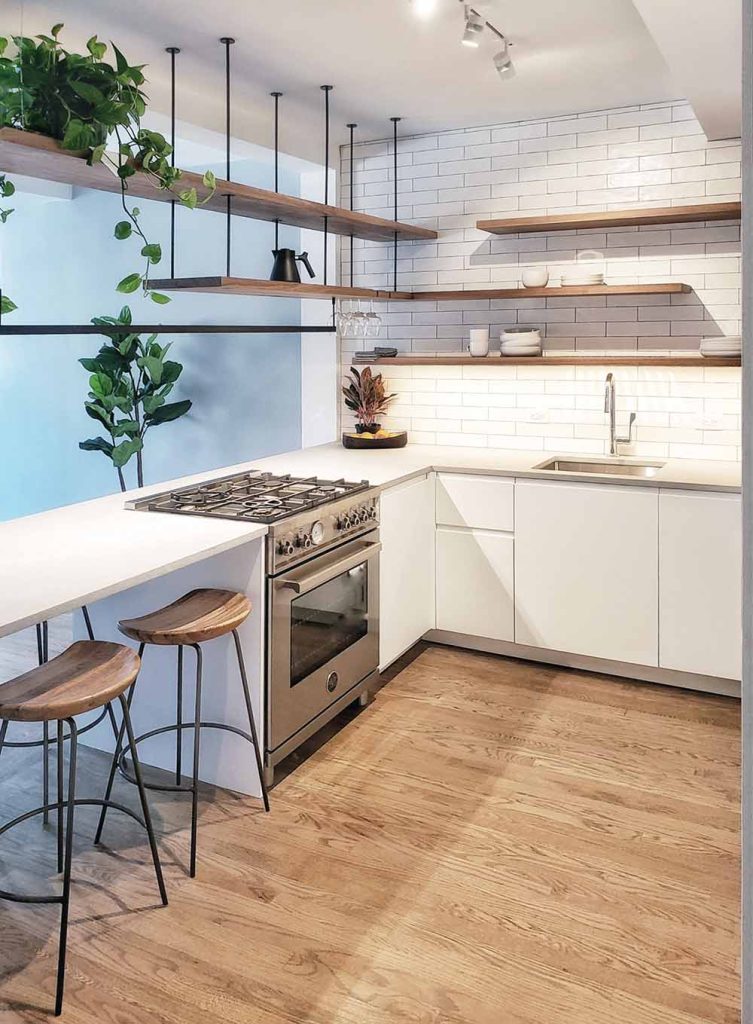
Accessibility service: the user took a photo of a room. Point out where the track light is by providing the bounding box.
[493,39,515,79]
[461,5,485,46]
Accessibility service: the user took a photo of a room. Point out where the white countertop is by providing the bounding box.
[0,442,740,638]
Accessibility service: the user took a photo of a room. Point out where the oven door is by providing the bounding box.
[267,530,380,752]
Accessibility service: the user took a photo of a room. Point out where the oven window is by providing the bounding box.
[290,562,368,685]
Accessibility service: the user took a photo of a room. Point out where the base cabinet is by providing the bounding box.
[436,527,514,641]
[379,474,435,670]
[514,480,659,666]
[659,490,741,679]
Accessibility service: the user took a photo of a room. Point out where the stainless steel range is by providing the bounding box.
[127,470,381,785]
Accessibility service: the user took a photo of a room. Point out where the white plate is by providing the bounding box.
[699,338,741,351]
[501,347,542,357]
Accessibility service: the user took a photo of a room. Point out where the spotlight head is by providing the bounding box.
[493,39,515,79]
[461,5,485,46]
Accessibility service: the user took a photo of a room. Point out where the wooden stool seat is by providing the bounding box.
[0,641,140,723]
[118,588,251,646]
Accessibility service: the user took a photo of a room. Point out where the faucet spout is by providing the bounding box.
[604,373,636,456]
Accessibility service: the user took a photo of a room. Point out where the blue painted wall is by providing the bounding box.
[0,158,304,520]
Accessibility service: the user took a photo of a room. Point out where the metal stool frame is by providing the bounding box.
[96,629,269,878]
[0,694,168,1016]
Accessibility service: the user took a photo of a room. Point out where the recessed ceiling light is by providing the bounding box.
[411,0,439,19]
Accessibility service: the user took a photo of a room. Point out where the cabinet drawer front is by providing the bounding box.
[436,527,514,642]
[436,474,514,532]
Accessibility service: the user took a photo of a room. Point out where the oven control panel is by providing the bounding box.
[270,494,380,572]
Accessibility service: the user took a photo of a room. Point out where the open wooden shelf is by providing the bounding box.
[147,278,692,301]
[0,127,436,242]
[352,355,741,367]
[477,202,741,236]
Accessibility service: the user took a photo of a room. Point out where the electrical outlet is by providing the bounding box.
[702,414,724,430]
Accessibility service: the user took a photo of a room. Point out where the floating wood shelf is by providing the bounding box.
[477,202,741,236]
[148,278,693,302]
[0,127,436,243]
[352,355,741,367]
[146,276,414,301]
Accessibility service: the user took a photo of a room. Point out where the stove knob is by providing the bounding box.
[358,508,368,523]
[294,533,305,548]
[285,541,295,555]
[304,535,312,548]
[276,540,286,556]
[369,506,377,520]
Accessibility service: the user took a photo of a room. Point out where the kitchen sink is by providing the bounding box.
[535,457,665,478]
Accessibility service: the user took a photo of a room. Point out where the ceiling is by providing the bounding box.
[5,1,736,164]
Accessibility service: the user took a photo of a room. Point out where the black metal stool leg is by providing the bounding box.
[54,716,77,1017]
[94,673,138,846]
[116,694,168,906]
[176,646,183,784]
[56,721,64,874]
[189,643,203,878]
[232,629,270,812]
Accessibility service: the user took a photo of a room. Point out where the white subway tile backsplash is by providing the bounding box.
[341,101,741,461]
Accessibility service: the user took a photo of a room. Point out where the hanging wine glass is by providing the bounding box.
[365,300,381,339]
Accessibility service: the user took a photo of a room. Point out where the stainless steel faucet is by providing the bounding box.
[604,372,636,456]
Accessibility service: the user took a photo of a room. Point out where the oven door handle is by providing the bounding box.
[278,541,382,595]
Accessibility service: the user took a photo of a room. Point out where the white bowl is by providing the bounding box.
[502,327,541,344]
[521,268,549,288]
[501,345,541,357]
[700,336,741,351]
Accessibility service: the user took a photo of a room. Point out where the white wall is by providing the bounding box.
[339,100,742,461]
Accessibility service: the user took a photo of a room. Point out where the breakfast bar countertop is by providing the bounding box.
[0,441,740,639]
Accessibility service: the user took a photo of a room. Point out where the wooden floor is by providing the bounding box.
[0,639,741,1023]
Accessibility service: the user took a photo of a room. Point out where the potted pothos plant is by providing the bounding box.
[0,24,216,312]
[79,305,191,491]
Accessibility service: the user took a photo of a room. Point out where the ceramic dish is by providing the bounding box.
[342,429,408,449]
[500,345,542,357]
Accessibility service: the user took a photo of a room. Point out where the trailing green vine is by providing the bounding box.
[0,24,216,310]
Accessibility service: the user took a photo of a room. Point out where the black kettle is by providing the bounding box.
[270,248,316,284]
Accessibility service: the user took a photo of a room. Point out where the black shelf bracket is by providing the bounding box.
[0,324,336,336]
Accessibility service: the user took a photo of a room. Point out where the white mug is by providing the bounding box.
[468,328,490,357]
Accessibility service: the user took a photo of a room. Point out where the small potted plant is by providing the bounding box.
[341,366,406,449]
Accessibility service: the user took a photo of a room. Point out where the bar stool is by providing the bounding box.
[0,641,167,1016]
[95,588,269,878]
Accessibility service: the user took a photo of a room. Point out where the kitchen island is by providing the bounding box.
[0,442,742,797]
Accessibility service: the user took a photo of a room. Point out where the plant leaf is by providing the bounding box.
[139,355,163,385]
[140,242,161,264]
[79,436,114,456]
[150,291,171,304]
[0,294,17,315]
[147,399,192,425]
[111,436,143,468]
[114,220,132,240]
[86,35,107,60]
[117,273,142,294]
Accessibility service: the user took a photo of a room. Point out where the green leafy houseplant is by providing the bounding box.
[0,25,216,310]
[0,171,16,315]
[342,366,396,432]
[79,305,191,491]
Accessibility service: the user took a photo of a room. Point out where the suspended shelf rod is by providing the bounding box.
[0,324,336,336]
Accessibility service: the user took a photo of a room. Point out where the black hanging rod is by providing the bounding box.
[0,324,336,336]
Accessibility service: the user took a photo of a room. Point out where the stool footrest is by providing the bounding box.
[0,797,152,905]
[117,721,256,793]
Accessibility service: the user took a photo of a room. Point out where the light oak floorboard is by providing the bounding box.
[0,643,740,1023]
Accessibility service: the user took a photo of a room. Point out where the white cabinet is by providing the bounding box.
[379,474,435,669]
[436,527,515,641]
[514,480,659,666]
[436,474,514,532]
[659,490,741,679]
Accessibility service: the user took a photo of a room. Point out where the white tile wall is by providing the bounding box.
[339,101,742,460]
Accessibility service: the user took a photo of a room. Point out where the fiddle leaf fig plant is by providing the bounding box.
[79,305,192,491]
[0,25,217,310]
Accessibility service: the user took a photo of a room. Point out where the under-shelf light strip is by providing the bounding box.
[166,46,180,279]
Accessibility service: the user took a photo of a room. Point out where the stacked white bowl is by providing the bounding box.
[699,335,741,358]
[500,327,542,357]
[561,270,605,287]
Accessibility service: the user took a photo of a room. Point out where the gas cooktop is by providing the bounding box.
[127,470,371,524]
